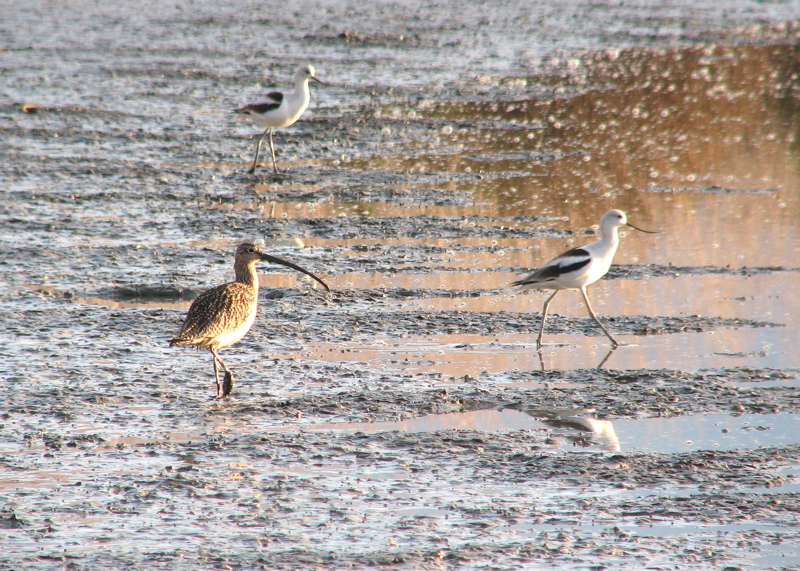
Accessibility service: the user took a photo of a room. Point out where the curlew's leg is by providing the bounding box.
[267,128,279,174]
[211,349,235,398]
[211,350,222,398]
[580,286,619,347]
[537,290,559,348]
[249,128,270,174]
[221,370,234,398]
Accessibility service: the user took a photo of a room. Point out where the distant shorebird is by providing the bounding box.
[513,209,656,348]
[170,243,330,399]
[234,65,323,175]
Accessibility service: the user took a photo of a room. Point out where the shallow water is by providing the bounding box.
[297,272,797,373]
[156,41,800,374]
[268,409,800,454]
[3,3,800,570]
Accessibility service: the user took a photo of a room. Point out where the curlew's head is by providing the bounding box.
[234,242,270,264]
[234,242,330,291]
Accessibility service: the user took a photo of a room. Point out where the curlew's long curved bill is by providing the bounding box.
[626,222,658,233]
[260,254,331,291]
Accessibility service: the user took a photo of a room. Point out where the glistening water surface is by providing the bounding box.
[294,272,795,374]
[264,410,800,455]
[5,408,799,462]
[3,8,800,570]
[49,42,800,376]
[204,43,800,374]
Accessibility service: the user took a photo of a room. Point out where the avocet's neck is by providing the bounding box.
[293,76,310,99]
[591,222,621,258]
[600,222,621,244]
[284,76,311,117]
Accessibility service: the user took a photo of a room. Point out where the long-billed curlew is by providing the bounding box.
[170,242,330,398]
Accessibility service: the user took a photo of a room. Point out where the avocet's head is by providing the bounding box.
[296,64,323,84]
[601,209,628,229]
[600,209,656,233]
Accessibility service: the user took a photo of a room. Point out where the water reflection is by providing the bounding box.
[272,407,621,452]
[74,297,192,310]
[346,43,800,266]
[267,409,800,455]
[396,273,795,324]
[391,44,800,203]
[239,200,539,220]
[301,327,789,376]
[301,270,796,373]
[517,407,620,451]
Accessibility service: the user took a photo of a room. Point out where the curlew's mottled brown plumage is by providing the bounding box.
[170,242,330,398]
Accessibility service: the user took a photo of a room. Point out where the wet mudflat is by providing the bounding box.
[2,1,800,569]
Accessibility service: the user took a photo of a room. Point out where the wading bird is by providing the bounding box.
[234,65,323,174]
[170,242,330,398]
[513,209,656,347]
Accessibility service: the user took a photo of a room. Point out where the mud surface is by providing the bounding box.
[2,1,800,569]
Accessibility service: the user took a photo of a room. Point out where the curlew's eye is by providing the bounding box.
[247,248,255,253]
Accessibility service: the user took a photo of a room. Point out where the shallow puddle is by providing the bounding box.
[300,272,797,373]
[73,297,192,310]
[280,410,800,455]
[301,329,791,375]
[8,408,797,462]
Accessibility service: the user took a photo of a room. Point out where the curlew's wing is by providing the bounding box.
[170,283,256,345]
